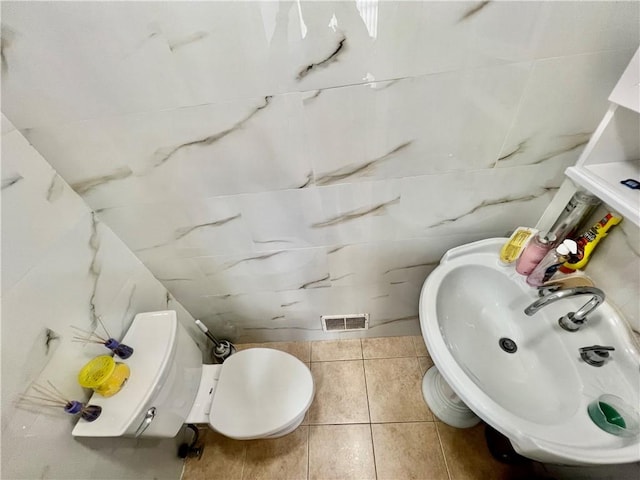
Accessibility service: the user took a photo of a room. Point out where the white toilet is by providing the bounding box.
[72,310,314,440]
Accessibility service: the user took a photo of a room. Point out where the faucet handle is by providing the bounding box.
[579,345,615,367]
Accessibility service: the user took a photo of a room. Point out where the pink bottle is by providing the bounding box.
[515,232,555,276]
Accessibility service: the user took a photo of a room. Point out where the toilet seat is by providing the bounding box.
[208,348,314,440]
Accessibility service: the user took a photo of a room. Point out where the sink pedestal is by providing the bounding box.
[422,366,480,428]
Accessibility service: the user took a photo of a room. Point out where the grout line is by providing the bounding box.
[306,419,435,426]
[310,354,417,363]
[359,339,378,480]
[369,422,378,480]
[306,424,311,480]
[361,357,372,424]
[434,422,454,480]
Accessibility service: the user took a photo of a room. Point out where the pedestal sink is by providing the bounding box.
[419,238,640,465]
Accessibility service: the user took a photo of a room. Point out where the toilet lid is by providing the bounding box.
[209,348,314,439]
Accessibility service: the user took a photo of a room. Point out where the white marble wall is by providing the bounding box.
[584,208,640,334]
[2,1,638,342]
[1,117,206,479]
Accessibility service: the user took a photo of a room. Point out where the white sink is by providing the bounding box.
[419,238,640,465]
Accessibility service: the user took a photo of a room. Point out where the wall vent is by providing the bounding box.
[321,314,369,332]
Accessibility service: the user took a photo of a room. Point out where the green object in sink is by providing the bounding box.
[587,394,639,437]
[599,402,626,429]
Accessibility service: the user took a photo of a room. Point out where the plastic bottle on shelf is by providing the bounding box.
[547,191,601,246]
[515,232,556,276]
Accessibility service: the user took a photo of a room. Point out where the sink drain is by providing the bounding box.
[499,337,517,354]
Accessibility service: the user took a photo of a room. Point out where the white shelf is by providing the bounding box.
[564,47,640,227]
[566,161,639,225]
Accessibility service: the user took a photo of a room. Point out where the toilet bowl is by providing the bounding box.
[72,311,314,440]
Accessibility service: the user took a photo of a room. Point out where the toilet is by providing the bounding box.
[72,310,314,440]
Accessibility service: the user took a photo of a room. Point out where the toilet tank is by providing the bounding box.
[72,311,203,438]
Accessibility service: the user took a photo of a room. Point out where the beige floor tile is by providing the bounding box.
[418,355,435,376]
[242,426,309,480]
[412,335,429,356]
[184,430,245,480]
[311,339,362,362]
[236,341,311,362]
[301,363,310,426]
[309,424,375,480]
[182,457,204,480]
[372,422,449,480]
[308,360,369,424]
[362,336,415,359]
[365,357,432,422]
[436,422,533,480]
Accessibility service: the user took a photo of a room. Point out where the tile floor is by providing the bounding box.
[182,336,538,480]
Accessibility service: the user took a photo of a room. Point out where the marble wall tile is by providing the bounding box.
[303,62,531,183]
[98,196,254,257]
[327,232,506,289]
[495,49,636,169]
[4,1,636,131]
[237,187,327,251]
[1,125,89,292]
[1,129,202,480]
[1,1,193,128]
[1,112,16,134]
[197,246,330,295]
[531,1,640,59]
[396,163,565,238]
[24,93,309,209]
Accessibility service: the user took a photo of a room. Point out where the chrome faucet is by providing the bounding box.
[524,286,606,332]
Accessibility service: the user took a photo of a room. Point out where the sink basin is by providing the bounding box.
[419,238,640,465]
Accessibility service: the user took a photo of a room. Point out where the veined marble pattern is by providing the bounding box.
[3,4,640,348]
[304,62,531,183]
[1,123,205,480]
[1,127,89,292]
[2,2,638,128]
[495,49,637,169]
[24,93,309,209]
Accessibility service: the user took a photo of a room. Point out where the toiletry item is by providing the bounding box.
[526,239,578,287]
[547,191,601,245]
[560,212,622,272]
[515,232,556,276]
[500,227,538,264]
